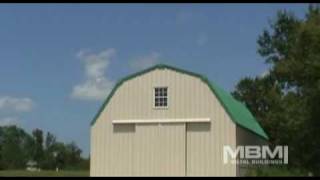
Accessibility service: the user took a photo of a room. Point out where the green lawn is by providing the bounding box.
[0,170,89,177]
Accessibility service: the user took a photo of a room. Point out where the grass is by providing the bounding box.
[0,167,310,177]
[0,170,89,177]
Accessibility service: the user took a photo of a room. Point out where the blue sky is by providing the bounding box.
[0,4,308,157]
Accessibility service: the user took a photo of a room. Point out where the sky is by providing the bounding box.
[0,3,309,157]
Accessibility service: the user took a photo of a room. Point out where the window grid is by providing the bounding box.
[154,87,168,107]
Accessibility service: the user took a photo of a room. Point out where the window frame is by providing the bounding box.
[153,86,168,109]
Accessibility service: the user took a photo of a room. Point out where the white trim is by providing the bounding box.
[153,86,168,109]
[112,118,211,124]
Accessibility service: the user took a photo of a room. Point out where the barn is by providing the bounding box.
[90,64,268,176]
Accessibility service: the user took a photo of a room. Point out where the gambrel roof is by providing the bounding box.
[90,64,268,140]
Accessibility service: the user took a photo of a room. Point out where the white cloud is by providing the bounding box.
[71,49,116,101]
[0,96,34,112]
[129,52,160,71]
[0,117,19,126]
[260,69,270,78]
[196,33,209,46]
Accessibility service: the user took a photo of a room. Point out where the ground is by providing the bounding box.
[0,170,89,177]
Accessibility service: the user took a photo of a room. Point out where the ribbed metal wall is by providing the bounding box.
[133,123,185,176]
[91,68,237,176]
[236,126,268,176]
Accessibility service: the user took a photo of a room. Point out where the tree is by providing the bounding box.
[0,126,87,170]
[65,142,82,169]
[232,75,282,122]
[232,75,284,145]
[233,4,320,174]
[42,132,57,169]
[53,142,68,170]
[32,128,44,165]
[0,127,4,169]
[0,126,33,169]
[45,132,56,151]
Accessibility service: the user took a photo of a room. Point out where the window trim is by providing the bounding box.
[153,86,168,109]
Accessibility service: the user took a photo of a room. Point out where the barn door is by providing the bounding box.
[133,123,186,176]
[186,122,212,176]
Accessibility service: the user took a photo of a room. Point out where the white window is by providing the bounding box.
[154,87,168,108]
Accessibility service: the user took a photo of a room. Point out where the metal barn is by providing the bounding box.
[90,64,268,176]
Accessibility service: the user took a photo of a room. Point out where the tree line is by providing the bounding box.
[232,5,320,175]
[0,126,89,170]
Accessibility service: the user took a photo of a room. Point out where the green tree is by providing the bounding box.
[0,127,4,169]
[45,132,56,151]
[42,132,58,169]
[53,142,68,170]
[65,142,82,169]
[32,128,44,165]
[233,4,320,174]
[0,126,87,171]
[0,126,33,169]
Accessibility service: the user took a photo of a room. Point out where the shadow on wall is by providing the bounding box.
[113,124,135,133]
[113,122,211,133]
[187,122,211,132]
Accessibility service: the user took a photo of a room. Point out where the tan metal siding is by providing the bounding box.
[186,111,236,176]
[236,126,268,176]
[91,68,237,176]
[133,123,185,176]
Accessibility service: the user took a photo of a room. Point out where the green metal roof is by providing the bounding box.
[90,64,269,140]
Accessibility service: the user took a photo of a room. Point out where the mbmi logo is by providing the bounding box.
[223,145,288,165]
